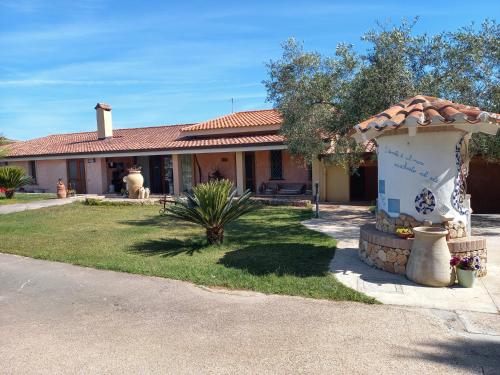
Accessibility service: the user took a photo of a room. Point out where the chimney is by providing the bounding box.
[95,103,113,139]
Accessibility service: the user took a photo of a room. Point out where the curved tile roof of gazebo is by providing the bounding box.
[352,95,500,142]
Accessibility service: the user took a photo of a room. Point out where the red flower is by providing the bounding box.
[450,257,460,267]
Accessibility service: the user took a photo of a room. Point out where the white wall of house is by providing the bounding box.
[377,129,467,224]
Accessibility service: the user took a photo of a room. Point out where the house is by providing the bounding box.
[2,97,499,213]
[1,104,312,198]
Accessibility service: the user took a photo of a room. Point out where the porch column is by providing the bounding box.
[235,151,244,195]
[172,154,182,196]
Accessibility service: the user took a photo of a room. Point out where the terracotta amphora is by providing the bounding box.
[126,169,144,199]
[406,227,454,287]
[57,179,67,199]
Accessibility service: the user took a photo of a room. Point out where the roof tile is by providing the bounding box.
[181,109,281,132]
[354,95,500,135]
[6,124,285,158]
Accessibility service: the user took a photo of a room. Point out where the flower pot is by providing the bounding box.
[126,169,144,199]
[57,180,67,198]
[457,268,477,288]
[406,227,454,287]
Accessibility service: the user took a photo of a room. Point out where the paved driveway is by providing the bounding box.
[1,253,499,374]
[0,196,81,215]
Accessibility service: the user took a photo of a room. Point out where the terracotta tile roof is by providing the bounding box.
[6,124,285,159]
[353,95,500,138]
[181,109,282,132]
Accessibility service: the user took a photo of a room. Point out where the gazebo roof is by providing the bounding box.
[351,95,500,142]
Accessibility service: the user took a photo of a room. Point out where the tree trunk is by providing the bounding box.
[206,226,224,245]
[4,190,15,199]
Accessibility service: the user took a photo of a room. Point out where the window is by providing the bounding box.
[29,160,37,184]
[270,150,283,180]
[180,154,193,192]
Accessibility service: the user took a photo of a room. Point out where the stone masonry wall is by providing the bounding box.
[376,210,467,239]
[359,224,487,277]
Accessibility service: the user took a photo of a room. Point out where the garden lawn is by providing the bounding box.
[0,203,375,303]
[0,192,56,205]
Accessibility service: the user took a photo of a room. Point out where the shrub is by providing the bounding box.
[0,166,33,199]
[165,179,260,245]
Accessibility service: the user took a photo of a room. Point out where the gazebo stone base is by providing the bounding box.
[359,224,487,277]
[376,210,468,239]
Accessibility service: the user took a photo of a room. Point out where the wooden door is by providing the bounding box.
[67,159,86,194]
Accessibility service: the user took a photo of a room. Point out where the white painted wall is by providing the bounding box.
[377,130,467,225]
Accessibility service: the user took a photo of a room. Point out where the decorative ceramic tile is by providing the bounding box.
[388,198,400,214]
[378,179,385,194]
[414,188,436,214]
[452,136,468,215]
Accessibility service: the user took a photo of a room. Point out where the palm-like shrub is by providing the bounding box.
[0,166,33,199]
[165,179,260,245]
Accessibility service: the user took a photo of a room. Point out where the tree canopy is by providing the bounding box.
[264,19,500,168]
[0,135,10,159]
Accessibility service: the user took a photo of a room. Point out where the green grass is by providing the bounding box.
[0,192,57,205]
[0,203,376,303]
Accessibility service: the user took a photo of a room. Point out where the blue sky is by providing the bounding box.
[0,0,498,140]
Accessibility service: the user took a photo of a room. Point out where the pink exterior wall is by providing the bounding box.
[194,152,236,184]
[254,150,309,190]
[7,149,309,195]
[85,158,107,194]
[36,159,67,193]
[7,161,29,172]
[8,161,39,192]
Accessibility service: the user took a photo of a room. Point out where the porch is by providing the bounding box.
[102,149,311,197]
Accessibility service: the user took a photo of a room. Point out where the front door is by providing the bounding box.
[244,152,255,192]
[67,159,86,194]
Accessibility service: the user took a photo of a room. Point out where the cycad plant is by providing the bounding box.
[0,166,33,199]
[165,179,260,245]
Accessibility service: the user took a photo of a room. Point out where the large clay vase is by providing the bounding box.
[126,169,144,199]
[406,227,453,287]
[57,179,67,199]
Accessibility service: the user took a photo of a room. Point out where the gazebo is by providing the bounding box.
[351,95,499,276]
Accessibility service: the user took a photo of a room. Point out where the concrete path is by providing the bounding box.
[1,253,499,374]
[302,205,500,314]
[0,196,84,215]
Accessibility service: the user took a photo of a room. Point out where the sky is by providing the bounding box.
[0,0,498,140]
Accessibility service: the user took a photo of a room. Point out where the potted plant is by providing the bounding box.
[395,227,414,239]
[450,256,481,288]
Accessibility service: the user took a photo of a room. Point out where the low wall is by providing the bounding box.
[359,224,487,277]
[376,210,467,239]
